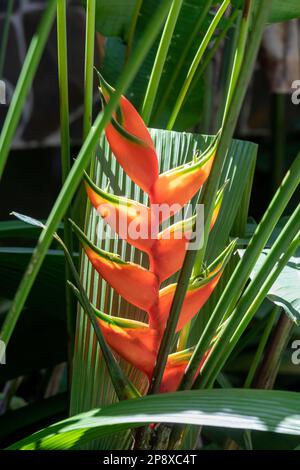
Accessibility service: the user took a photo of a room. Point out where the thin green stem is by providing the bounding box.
[0,0,14,77]
[125,0,143,63]
[188,8,239,121]
[222,0,252,125]
[0,0,57,181]
[56,0,75,363]
[244,307,278,388]
[152,0,213,126]
[83,0,96,138]
[0,0,173,347]
[141,0,183,125]
[166,0,230,130]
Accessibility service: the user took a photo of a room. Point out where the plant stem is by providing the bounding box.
[166,0,230,130]
[253,312,294,389]
[0,0,14,78]
[0,0,57,181]
[83,0,96,138]
[221,0,253,126]
[152,0,214,126]
[125,0,143,62]
[0,0,173,347]
[244,307,278,388]
[141,0,183,125]
[56,0,75,367]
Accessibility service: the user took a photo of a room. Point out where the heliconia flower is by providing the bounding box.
[70,220,159,312]
[98,73,159,194]
[84,172,155,253]
[150,136,218,209]
[153,240,237,333]
[91,305,160,376]
[149,184,226,282]
[159,348,203,393]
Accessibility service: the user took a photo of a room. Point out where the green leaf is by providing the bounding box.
[238,246,300,325]
[9,389,300,449]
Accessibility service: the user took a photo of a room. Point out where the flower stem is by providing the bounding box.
[56,0,75,367]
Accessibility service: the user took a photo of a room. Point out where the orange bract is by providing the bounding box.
[75,77,232,395]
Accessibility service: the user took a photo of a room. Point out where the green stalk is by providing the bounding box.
[56,0,75,363]
[83,0,96,138]
[187,8,240,122]
[0,0,14,77]
[193,0,253,276]
[244,307,278,388]
[125,0,143,62]
[0,0,57,181]
[0,0,173,347]
[166,0,230,130]
[152,0,213,126]
[198,215,300,390]
[222,0,252,125]
[183,151,300,391]
[141,0,183,125]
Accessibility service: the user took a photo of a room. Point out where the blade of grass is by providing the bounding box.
[0,0,173,347]
[166,0,231,130]
[56,0,75,365]
[0,0,57,181]
[141,0,183,124]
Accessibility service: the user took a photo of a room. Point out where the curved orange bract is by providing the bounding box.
[85,247,159,312]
